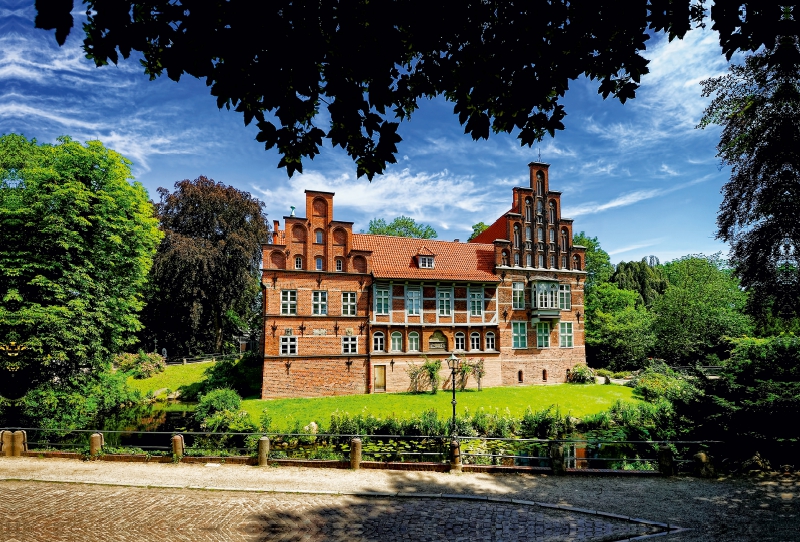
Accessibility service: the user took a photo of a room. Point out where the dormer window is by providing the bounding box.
[419,256,434,268]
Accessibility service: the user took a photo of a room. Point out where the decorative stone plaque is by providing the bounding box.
[313,329,327,336]
[429,330,447,351]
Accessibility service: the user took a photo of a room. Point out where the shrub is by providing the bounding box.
[115,350,166,379]
[519,405,574,439]
[612,371,632,379]
[567,364,595,384]
[629,368,700,403]
[194,388,242,423]
[421,357,442,394]
[594,369,613,378]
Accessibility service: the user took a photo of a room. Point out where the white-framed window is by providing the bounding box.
[512,322,527,348]
[470,332,481,351]
[561,229,569,251]
[514,253,520,266]
[525,225,531,240]
[316,256,323,270]
[550,254,556,268]
[512,282,525,309]
[526,253,532,267]
[375,288,390,314]
[342,292,357,315]
[438,289,452,316]
[315,230,323,244]
[535,282,558,308]
[454,332,466,351]
[562,255,568,269]
[336,258,343,272]
[373,331,385,352]
[485,332,496,351]
[295,256,303,270]
[559,322,573,348]
[537,227,544,241]
[559,285,571,310]
[408,332,420,351]
[342,336,358,354]
[525,198,532,222]
[537,199,543,214]
[537,322,550,348]
[538,254,544,268]
[419,256,434,268]
[469,290,483,316]
[312,291,327,315]
[514,225,521,246]
[407,288,421,315]
[549,201,556,223]
[280,336,297,355]
[281,290,297,315]
[549,228,555,242]
[391,331,403,351]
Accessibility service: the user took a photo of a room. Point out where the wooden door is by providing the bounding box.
[374,365,386,392]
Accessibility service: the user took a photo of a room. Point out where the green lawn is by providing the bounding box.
[126,362,214,398]
[241,384,639,430]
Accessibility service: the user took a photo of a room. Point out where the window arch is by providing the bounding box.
[295,256,303,270]
[526,253,532,267]
[513,224,521,246]
[561,228,569,251]
[525,198,533,222]
[314,229,324,244]
[525,225,531,240]
[562,255,568,269]
[538,254,544,268]
[549,228,555,243]
[542,369,548,382]
[292,225,306,243]
[536,171,545,194]
[518,370,524,383]
[470,332,481,351]
[549,201,556,223]
[485,332,496,350]
[336,258,344,272]
[408,332,420,351]
[536,200,543,215]
[537,227,544,242]
[514,253,520,266]
[573,255,582,270]
[454,332,466,351]
[315,256,323,270]
[373,332,385,352]
[391,332,403,351]
[501,251,509,266]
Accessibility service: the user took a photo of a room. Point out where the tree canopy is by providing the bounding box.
[367,216,437,239]
[468,222,489,241]
[699,34,800,321]
[34,0,787,179]
[141,176,269,356]
[0,134,162,402]
[610,257,668,307]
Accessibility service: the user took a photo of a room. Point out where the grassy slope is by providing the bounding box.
[126,362,214,397]
[241,385,638,430]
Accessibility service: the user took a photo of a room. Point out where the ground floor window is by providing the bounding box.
[373,332,385,352]
[342,336,358,354]
[455,332,466,351]
[408,332,420,351]
[485,332,496,350]
[280,336,297,355]
[391,331,403,351]
[470,332,481,350]
[536,322,550,348]
[559,322,573,347]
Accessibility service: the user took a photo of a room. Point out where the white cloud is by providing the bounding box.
[563,175,713,217]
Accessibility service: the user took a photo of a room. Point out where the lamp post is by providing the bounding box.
[446,353,461,438]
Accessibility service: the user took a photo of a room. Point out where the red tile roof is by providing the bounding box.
[470,211,510,244]
[352,234,499,282]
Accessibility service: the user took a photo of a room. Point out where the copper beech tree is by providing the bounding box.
[141,177,270,356]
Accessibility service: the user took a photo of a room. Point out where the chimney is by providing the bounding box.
[453,239,460,243]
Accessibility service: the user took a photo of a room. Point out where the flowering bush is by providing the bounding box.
[567,364,596,384]
[114,351,166,379]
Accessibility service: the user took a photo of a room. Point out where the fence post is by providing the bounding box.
[11,431,26,457]
[172,434,185,460]
[1,431,12,457]
[549,442,565,475]
[182,358,187,365]
[89,433,104,457]
[258,436,270,466]
[449,440,462,473]
[658,445,675,476]
[350,438,362,470]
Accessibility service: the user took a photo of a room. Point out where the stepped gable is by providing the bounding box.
[351,234,499,282]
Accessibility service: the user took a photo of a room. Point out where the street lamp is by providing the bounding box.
[446,353,461,438]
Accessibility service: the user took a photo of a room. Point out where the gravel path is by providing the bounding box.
[1,458,797,541]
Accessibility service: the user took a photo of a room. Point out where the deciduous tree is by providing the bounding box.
[367,216,437,239]
[142,176,269,356]
[468,222,489,241]
[572,231,613,293]
[610,257,668,307]
[0,134,161,404]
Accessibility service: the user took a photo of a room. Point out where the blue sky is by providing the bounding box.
[3,1,740,263]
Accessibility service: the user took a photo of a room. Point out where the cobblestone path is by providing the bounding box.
[0,481,662,541]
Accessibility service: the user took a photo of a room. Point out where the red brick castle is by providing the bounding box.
[260,162,587,398]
